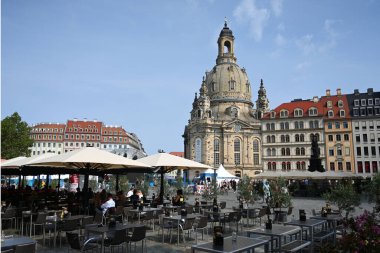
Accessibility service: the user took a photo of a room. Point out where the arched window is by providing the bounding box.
[266,123,270,130]
[271,135,275,143]
[314,120,318,128]
[267,148,271,157]
[285,122,289,129]
[272,148,276,156]
[253,139,260,165]
[281,148,286,156]
[280,123,285,130]
[286,148,290,156]
[315,133,320,142]
[300,134,305,142]
[282,162,286,171]
[235,171,241,178]
[295,121,299,129]
[267,136,271,143]
[296,162,301,170]
[287,162,291,170]
[310,134,315,142]
[195,138,202,162]
[295,134,300,142]
[301,161,306,170]
[267,162,272,171]
[300,121,304,129]
[272,162,277,171]
[281,135,285,142]
[207,111,212,118]
[214,139,220,166]
[285,135,290,142]
[234,138,241,165]
[296,148,300,156]
[271,123,275,130]
[301,148,305,155]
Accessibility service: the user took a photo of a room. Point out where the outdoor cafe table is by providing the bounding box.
[85,222,143,253]
[162,205,179,213]
[191,235,269,253]
[128,207,160,223]
[1,236,36,251]
[247,224,301,252]
[284,218,326,253]
[310,214,343,243]
[203,210,238,230]
[163,214,201,245]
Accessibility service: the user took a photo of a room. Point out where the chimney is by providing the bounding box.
[326,89,331,96]
[313,96,319,103]
[336,88,341,96]
[354,89,359,95]
[367,88,373,95]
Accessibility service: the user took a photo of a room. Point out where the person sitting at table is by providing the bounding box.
[130,189,140,208]
[172,189,185,206]
[97,193,115,215]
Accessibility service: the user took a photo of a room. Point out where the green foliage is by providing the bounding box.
[118,175,130,192]
[238,175,257,204]
[268,178,292,211]
[1,112,33,159]
[88,179,98,191]
[322,182,360,218]
[201,180,220,201]
[366,173,380,211]
[135,176,150,195]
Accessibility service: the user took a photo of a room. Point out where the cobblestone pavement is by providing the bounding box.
[5,191,376,253]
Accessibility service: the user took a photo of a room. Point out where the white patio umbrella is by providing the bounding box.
[28,147,152,192]
[1,156,27,175]
[138,152,212,203]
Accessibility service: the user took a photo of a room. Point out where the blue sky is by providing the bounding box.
[2,0,380,155]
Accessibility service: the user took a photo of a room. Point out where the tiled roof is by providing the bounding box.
[262,99,323,119]
[319,94,351,119]
[169,152,184,157]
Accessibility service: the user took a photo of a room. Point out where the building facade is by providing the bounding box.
[30,119,146,158]
[347,88,380,176]
[261,98,325,172]
[183,22,267,180]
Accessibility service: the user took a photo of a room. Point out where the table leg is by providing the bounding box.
[29,214,32,237]
[21,216,24,235]
[101,232,105,253]
[309,227,313,253]
[177,221,179,245]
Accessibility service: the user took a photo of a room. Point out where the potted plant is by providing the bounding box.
[322,182,360,218]
[267,178,292,222]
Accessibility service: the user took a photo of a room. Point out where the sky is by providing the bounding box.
[2,0,380,155]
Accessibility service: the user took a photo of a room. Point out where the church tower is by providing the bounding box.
[183,21,265,180]
[256,79,270,119]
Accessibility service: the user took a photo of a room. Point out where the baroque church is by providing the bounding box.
[183,21,269,179]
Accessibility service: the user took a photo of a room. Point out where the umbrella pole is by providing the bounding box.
[18,174,21,189]
[160,168,164,205]
[58,174,61,191]
[83,174,89,215]
[116,175,119,192]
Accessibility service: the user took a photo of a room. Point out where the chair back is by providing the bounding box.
[66,232,81,250]
[182,217,195,230]
[220,202,226,209]
[153,209,163,219]
[82,216,94,228]
[232,212,241,222]
[35,212,47,224]
[2,207,16,218]
[312,209,317,216]
[259,208,267,217]
[94,212,104,224]
[114,206,124,215]
[62,218,80,231]
[287,206,293,215]
[130,225,146,242]
[123,207,133,219]
[111,228,127,245]
[196,216,208,229]
[15,243,36,253]
[144,210,154,220]
[186,206,194,214]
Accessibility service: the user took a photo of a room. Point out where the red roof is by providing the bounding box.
[262,99,324,119]
[319,95,351,119]
[169,152,184,157]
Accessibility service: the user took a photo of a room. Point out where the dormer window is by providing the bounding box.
[368,99,373,106]
[280,110,289,118]
[339,110,345,117]
[309,107,318,116]
[327,101,332,108]
[354,99,359,106]
[294,109,303,117]
[328,110,334,118]
[337,100,344,108]
[361,99,366,106]
[270,111,276,118]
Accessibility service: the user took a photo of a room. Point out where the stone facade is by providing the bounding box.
[183,22,266,180]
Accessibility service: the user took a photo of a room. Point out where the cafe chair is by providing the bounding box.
[123,207,133,223]
[140,210,154,230]
[66,232,99,253]
[59,218,81,247]
[185,206,194,214]
[104,228,127,253]
[176,217,195,243]
[93,212,104,226]
[152,209,163,229]
[1,207,17,229]
[15,243,36,253]
[32,212,47,238]
[157,214,176,243]
[81,216,95,235]
[193,216,208,243]
[127,225,146,253]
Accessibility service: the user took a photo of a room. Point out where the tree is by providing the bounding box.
[1,112,33,159]
[323,182,360,218]
[237,175,258,205]
[365,173,380,212]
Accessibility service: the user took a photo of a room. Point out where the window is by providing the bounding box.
[338,100,344,107]
[195,138,202,162]
[286,148,290,156]
[330,162,335,171]
[365,161,370,173]
[281,135,285,142]
[329,149,334,156]
[299,121,304,129]
[295,121,299,129]
[354,99,359,106]
[253,154,260,165]
[285,122,289,129]
[369,121,374,129]
[346,162,351,171]
[327,122,332,129]
[267,148,271,157]
[368,108,373,116]
[267,162,272,171]
[300,134,305,142]
[309,107,318,116]
[337,146,342,156]
[253,139,260,165]
[328,135,333,141]
[327,101,332,108]
[296,148,300,156]
[363,134,368,142]
[344,134,349,141]
[345,147,350,156]
[364,147,369,156]
[376,98,380,105]
[361,99,366,106]
[295,134,300,142]
[294,109,303,117]
[271,123,275,130]
[356,135,360,143]
[282,162,286,171]
[373,161,378,173]
[280,110,289,118]
[285,135,290,142]
[301,148,305,155]
[328,110,334,117]
[234,138,241,165]
[272,148,276,156]
[371,146,376,156]
[287,162,291,171]
[370,133,375,142]
[339,110,345,117]
[357,161,363,173]
[360,108,366,116]
[281,148,285,156]
[335,122,340,129]
[338,162,343,171]
[271,112,276,118]
[336,134,341,141]
[214,139,220,166]
[271,135,275,143]
[266,123,270,130]
[353,108,359,116]
[357,147,361,156]
[267,136,271,143]
[280,123,285,130]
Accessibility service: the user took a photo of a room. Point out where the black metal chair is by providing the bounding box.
[66,232,99,253]
[176,217,195,243]
[1,207,17,229]
[127,225,146,253]
[193,215,208,243]
[59,218,81,247]
[104,228,127,253]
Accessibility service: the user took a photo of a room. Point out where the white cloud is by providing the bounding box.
[233,0,270,41]
[270,0,284,17]
[296,34,316,55]
[295,61,311,71]
[277,22,285,31]
[275,33,286,46]
[319,19,340,53]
